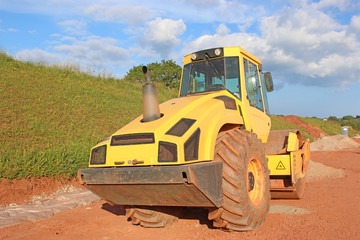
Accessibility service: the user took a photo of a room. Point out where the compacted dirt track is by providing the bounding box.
[1,144,360,240]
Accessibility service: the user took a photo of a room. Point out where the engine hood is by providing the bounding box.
[89,90,244,167]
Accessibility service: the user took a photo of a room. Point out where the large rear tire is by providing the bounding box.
[126,207,179,228]
[208,129,270,231]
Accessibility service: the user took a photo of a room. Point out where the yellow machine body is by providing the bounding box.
[89,90,244,168]
[268,132,309,176]
[88,46,273,168]
[79,46,310,208]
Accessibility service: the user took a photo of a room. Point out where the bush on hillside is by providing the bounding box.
[124,59,182,88]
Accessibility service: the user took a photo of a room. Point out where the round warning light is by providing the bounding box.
[191,53,198,61]
[214,48,221,56]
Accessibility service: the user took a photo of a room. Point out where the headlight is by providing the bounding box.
[90,145,107,165]
[214,48,222,56]
[191,53,198,61]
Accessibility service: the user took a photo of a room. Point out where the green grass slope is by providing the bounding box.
[0,53,177,179]
[298,117,360,137]
[271,115,360,139]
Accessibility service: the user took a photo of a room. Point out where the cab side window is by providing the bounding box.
[225,57,241,100]
[243,58,264,111]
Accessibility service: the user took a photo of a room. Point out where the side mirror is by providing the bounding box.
[264,72,274,92]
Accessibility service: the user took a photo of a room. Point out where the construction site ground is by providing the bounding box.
[1,125,360,239]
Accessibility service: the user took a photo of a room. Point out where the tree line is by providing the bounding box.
[124,59,182,88]
[327,115,360,131]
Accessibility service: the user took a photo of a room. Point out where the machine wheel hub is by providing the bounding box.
[248,172,255,191]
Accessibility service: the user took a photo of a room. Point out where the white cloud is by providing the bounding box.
[138,18,186,58]
[216,24,230,35]
[58,19,87,36]
[60,36,77,42]
[176,0,264,28]
[84,4,157,25]
[349,15,360,36]
[51,33,62,38]
[259,8,360,84]
[15,36,132,76]
[260,8,346,60]
[16,48,63,64]
[183,0,218,7]
[310,0,351,11]
[7,28,18,32]
[54,36,130,66]
[183,7,360,89]
[182,24,268,55]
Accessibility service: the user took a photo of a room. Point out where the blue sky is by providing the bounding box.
[1,0,360,118]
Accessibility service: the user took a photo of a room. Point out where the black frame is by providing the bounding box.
[90,145,107,165]
[111,133,155,146]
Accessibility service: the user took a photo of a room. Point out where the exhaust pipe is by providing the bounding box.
[142,66,161,122]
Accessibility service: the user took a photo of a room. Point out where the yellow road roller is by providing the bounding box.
[78,46,310,231]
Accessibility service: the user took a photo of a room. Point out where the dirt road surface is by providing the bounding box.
[1,145,360,240]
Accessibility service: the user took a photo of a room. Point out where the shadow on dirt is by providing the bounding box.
[101,203,126,216]
[181,207,214,229]
[101,203,213,229]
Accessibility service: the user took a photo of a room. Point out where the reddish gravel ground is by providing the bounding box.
[1,146,360,240]
[0,178,84,206]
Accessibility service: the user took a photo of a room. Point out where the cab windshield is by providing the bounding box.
[180,57,241,100]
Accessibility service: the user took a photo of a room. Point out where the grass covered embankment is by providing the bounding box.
[0,53,177,179]
[299,117,360,137]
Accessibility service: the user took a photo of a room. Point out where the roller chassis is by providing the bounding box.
[79,161,223,208]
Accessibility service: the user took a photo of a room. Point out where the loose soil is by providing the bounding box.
[278,115,328,139]
[1,147,360,240]
[311,134,360,151]
[0,178,84,206]
[306,160,345,182]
